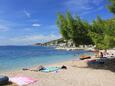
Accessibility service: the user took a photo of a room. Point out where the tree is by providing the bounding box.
[108,0,115,14]
[57,13,70,40]
[57,11,93,47]
[104,22,115,49]
[56,11,115,50]
[89,16,115,50]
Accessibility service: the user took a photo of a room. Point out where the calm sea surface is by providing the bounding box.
[0,46,93,72]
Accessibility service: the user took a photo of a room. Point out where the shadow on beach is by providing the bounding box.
[87,57,115,72]
[1,81,17,86]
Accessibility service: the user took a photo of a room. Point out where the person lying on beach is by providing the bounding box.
[22,65,67,72]
[37,65,46,71]
[61,65,67,69]
[22,65,46,71]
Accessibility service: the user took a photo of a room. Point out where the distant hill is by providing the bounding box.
[34,43,43,46]
[34,38,65,46]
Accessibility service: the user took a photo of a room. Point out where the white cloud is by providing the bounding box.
[80,6,104,16]
[65,0,104,11]
[92,0,104,5]
[9,34,61,44]
[32,23,41,27]
[0,25,9,32]
[24,10,31,18]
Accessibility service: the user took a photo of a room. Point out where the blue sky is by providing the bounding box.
[0,0,113,45]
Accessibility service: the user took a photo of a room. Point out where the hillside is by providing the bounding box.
[34,38,65,46]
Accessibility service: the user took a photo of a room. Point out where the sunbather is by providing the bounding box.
[61,65,67,69]
[37,65,46,71]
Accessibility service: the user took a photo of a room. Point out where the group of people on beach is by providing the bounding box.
[92,49,115,59]
[99,51,115,58]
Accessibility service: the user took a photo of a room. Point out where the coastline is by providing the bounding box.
[0,0,114,86]
[1,60,72,74]
[1,51,95,74]
[0,49,94,73]
[55,46,95,51]
[1,49,115,86]
[3,56,115,86]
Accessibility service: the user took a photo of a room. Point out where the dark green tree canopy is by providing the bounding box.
[56,0,115,49]
[57,12,93,47]
[56,11,115,50]
[89,17,115,50]
[108,0,115,14]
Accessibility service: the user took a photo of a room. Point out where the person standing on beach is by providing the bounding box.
[100,52,103,58]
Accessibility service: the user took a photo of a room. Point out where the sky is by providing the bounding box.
[0,0,113,45]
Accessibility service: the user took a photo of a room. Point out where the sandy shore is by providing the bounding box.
[2,59,115,86]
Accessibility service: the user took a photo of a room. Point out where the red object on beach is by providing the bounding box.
[112,58,115,60]
[89,59,96,62]
[85,59,96,62]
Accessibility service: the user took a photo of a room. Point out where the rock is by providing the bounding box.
[0,75,9,85]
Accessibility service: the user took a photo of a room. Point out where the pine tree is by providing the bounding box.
[108,0,115,14]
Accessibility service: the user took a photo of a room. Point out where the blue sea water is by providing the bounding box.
[0,46,94,72]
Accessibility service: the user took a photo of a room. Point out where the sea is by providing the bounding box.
[0,46,94,72]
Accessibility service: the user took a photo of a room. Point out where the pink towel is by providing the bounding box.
[9,76,37,86]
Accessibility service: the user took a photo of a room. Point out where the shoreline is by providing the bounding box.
[0,53,94,73]
[1,49,114,74]
[1,52,94,74]
[1,59,87,77]
[1,49,115,86]
[55,46,95,51]
[1,60,72,74]
[2,56,115,86]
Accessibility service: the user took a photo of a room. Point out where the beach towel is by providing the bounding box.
[40,67,61,73]
[9,76,37,86]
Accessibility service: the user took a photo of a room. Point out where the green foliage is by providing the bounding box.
[56,11,115,50]
[65,11,75,40]
[108,0,115,14]
[104,22,115,48]
[89,17,115,50]
[57,13,70,40]
[56,11,93,46]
